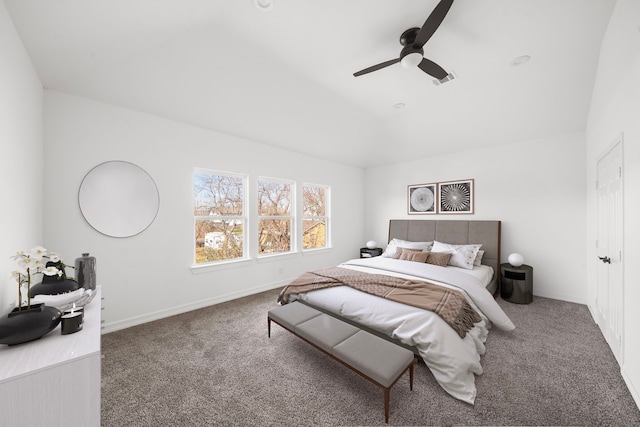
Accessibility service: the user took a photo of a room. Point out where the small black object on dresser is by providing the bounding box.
[500,263,533,304]
[360,247,383,258]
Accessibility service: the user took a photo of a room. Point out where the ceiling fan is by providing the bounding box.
[353,0,454,80]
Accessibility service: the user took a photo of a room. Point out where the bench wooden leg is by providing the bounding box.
[410,362,414,391]
[384,388,390,424]
[267,317,271,338]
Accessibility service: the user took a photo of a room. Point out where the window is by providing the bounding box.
[193,170,247,264]
[303,184,329,250]
[258,177,294,256]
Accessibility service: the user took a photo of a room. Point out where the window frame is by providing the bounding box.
[257,176,296,258]
[193,168,249,267]
[302,183,330,251]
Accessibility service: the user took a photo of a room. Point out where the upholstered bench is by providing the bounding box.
[268,302,415,423]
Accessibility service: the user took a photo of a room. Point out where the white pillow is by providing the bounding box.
[381,239,433,258]
[473,250,485,266]
[431,241,482,270]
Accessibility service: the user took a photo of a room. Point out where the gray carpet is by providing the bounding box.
[101,289,640,426]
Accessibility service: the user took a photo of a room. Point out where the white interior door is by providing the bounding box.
[596,137,624,364]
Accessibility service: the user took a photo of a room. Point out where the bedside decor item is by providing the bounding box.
[75,253,96,290]
[0,303,62,345]
[439,179,474,214]
[61,310,83,335]
[408,183,437,214]
[31,288,84,309]
[9,246,72,310]
[63,288,97,310]
[366,240,377,250]
[63,305,84,321]
[29,260,79,297]
[2,247,71,345]
[78,160,160,238]
[508,253,524,267]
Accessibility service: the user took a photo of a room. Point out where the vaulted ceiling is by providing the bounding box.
[4,0,615,168]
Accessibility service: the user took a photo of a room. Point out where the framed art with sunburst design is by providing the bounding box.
[438,179,474,214]
[408,183,437,214]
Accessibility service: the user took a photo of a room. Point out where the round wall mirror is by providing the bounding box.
[78,161,160,238]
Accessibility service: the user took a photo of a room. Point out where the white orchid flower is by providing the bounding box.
[10,270,24,282]
[43,266,62,277]
[10,251,27,261]
[28,258,45,270]
[30,246,48,259]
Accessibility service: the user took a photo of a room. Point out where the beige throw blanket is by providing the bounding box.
[277,267,481,338]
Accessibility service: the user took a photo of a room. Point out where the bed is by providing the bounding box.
[278,219,515,404]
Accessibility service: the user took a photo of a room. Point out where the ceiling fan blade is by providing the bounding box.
[418,58,448,80]
[414,0,454,48]
[353,58,400,77]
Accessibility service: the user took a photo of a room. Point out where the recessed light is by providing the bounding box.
[393,103,406,109]
[511,55,531,66]
[254,0,273,11]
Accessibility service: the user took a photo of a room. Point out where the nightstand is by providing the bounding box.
[500,263,533,304]
[360,247,383,258]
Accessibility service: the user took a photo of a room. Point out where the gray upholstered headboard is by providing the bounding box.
[388,219,501,293]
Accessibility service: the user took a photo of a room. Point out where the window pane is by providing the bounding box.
[303,185,325,216]
[194,172,243,216]
[303,219,326,249]
[258,219,291,254]
[195,219,244,263]
[258,180,291,216]
[194,169,246,265]
[303,184,328,250]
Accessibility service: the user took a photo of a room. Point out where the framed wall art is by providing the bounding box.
[439,179,474,214]
[408,183,437,214]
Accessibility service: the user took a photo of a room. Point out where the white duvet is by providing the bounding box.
[290,257,515,404]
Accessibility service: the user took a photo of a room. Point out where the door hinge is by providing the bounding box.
[619,166,622,178]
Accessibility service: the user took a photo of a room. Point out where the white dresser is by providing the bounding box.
[0,287,101,426]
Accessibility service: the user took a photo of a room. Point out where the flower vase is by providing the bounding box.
[29,261,80,297]
[74,253,96,290]
[0,304,62,346]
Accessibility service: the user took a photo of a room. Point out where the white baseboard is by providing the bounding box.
[101,280,289,334]
[622,365,640,410]
[532,290,586,305]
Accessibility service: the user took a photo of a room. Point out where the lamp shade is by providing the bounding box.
[508,253,524,267]
[366,240,377,250]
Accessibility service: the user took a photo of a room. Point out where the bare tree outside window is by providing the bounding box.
[194,171,246,264]
[303,184,329,250]
[258,178,293,255]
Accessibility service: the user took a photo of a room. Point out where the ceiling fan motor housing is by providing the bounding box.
[399,27,421,46]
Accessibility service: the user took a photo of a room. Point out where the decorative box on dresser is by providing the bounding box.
[0,287,102,427]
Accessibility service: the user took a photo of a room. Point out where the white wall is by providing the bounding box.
[364,132,587,304]
[585,0,640,408]
[43,91,364,331]
[0,2,43,315]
